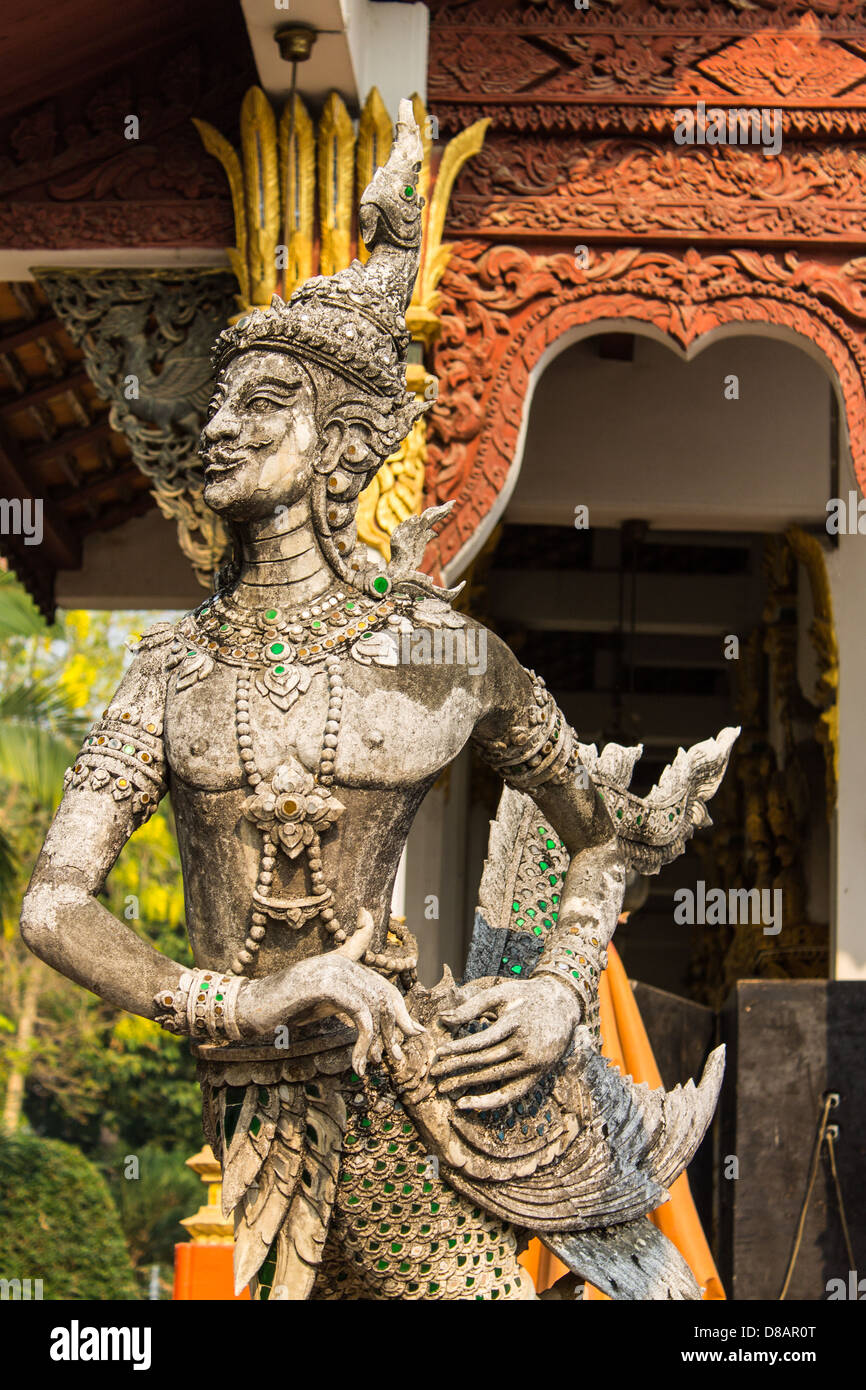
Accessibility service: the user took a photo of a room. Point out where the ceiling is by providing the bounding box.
[0,280,152,616]
[0,0,235,119]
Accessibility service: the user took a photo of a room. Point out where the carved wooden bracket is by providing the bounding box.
[36,268,237,587]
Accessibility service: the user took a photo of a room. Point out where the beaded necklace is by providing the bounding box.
[231,651,348,974]
[172,581,413,975]
[191,582,396,670]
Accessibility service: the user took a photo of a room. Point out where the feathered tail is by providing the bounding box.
[218,1077,347,1298]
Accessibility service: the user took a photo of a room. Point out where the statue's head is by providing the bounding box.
[200,98,428,586]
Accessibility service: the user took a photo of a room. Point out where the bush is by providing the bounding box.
[0,1132,139,1299]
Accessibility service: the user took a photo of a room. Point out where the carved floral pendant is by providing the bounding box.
[243,757,345,859]
[254,662,312,711]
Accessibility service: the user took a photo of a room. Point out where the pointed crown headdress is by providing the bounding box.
[213,98,424,404]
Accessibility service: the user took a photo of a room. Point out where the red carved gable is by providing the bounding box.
[423,0,866,573]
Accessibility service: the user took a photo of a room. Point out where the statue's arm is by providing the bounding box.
[429,630,619,1108]
[19,631,190,1020]
[472,626,622,960]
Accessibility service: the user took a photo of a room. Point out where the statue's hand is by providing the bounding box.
[429,975,579,1112]
[236,913,425,1077]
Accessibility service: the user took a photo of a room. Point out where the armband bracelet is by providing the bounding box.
[481,673,576,792]
[534,940,608,1048]
[154,968,248,1041]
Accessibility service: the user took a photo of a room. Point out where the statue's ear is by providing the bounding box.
[316,420,347,477]
[316,419,373,484]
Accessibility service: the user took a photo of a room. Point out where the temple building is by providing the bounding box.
[2,0,864,1299]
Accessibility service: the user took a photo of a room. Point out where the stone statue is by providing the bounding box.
[21,103,737,1302]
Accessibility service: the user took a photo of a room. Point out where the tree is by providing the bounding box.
[0,573,206,1286]
[0,574,86,908]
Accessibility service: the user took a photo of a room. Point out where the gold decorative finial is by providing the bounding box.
[179,1145,234,1244]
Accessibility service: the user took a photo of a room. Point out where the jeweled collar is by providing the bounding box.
[179,582,400,671]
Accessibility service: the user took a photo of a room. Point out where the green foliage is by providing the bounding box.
[0,574,203,1276]
[102,1143,203,1274]
[0,572,47,641]
[0,679,87,805]
[0,575,85,903]
[0,1132,139,1299]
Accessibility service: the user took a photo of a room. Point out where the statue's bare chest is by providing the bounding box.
[163,658,478,792]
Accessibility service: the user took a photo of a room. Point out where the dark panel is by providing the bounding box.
[719,980,866,1301]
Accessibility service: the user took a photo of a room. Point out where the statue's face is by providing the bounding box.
[200,351,321,520]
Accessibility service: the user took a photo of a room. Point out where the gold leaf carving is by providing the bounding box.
[318,93,355,277]
[240,88,281,308]
[416,116,490,316]
[278,95,315,299]
[191,118,250,312]
[357,413,428,559]
[356,89,393,266]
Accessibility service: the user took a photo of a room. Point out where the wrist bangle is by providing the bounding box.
[534,941,608,1048]
[154,968,247,1041]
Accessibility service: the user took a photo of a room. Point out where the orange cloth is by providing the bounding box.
[525,944,725,1300]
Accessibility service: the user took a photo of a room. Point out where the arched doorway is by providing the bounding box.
[467,326,841,1005]
[423,253,866,986]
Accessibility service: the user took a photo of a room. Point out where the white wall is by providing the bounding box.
[826,515,866,980]
[509,334,832,533]
[242,0,428,114]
